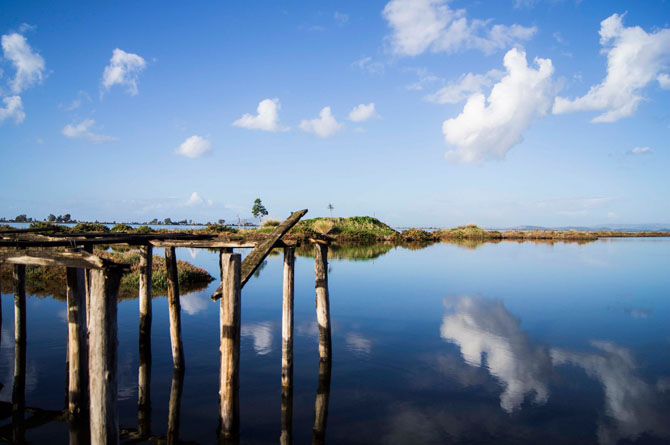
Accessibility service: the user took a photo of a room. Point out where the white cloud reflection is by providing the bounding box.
[241,321,273,355]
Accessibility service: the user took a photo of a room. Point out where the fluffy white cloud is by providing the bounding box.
[0,95,25,124]
[299,106,342,138]
[658,73,670,89]
[1,32,46,93]
[630,146,652,155]
[441,296,551,413]
[348,103,378,122]
[175,135,211,158]
[101,48,146,96]
[553,14,670,123]
[62,119,117,143]
[185,192,204,206]
[442,48,555,163]
[232,98,288,132]
[382,0,536,56]
[426,70,502,104]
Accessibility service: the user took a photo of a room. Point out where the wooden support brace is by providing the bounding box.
[219,252,241,440]
[314,244,332,361]
[66,267,88,417]
[88,267,122,445]
[281,247,295,388]
[165,247,185,370]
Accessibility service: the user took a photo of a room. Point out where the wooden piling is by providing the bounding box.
[311,359,332,445]
[138,244,152,435]
[83,243,92,329]
[88,267,122,445]
[66,267,88,416]
[13,264,26,444]
[166,367,185,445]
[282,247,295,388]
[314,244,332,361]
[165,247,185,370]
[219,252,241,440]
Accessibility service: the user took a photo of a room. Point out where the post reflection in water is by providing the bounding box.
[280,383,293,445]
[12,264,26,445]
[312,359,332,445]
[137,323,152,439]
[167,367,185,445]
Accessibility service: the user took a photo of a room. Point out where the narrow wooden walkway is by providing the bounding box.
[0,209,334,444]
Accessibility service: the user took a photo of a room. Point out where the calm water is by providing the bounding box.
[1,238,669,444]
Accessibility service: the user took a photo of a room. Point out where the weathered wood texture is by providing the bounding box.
[166,368,185,445]
[211,209,308,300]
[281,247,295,388]
[165,247,185,370]
[66,267,88,416]
[219,253,241,440]
[314,244,332,361]
[89,268,122,445]
[13,264,26,444]
[0,249,126,270]
[138,245,152,437]
[312,359,332,445]
[83,244,93,330]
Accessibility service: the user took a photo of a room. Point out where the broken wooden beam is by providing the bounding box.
[211,209,308,300]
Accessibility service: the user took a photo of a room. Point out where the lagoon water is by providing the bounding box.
[1,238,669,444]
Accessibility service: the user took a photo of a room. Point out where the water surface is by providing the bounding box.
[1,238,669,444]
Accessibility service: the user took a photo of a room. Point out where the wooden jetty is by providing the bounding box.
[0,208,334,444]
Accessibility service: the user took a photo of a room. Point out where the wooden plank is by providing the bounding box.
[314,244,332,361]
[165,247,185,370]
[66,267,88,417]
[0,249,129,270]
[89,267,122,445]
[0,232,216,248]
[150,240,257,248]
[219,253,241,440]
[211,209,308,300]
[281,247,295,388]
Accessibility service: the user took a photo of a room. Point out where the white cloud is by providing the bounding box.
[180,291,209,315]
[1,32,46,93]
[299,106,342,138]
[62,119,117,143]
[348,103,378,122]
[345,333,372,354]
[334,11,349,25]
[0,95,25,124]
[441,296,551,413]
[185,192,204,206]
[101,48,146,96]
[630,146,652,155]
[426,70,503,104]
[175,135,212,158]
[381,0,536,56]
[553,14,670,123]
[443,48,555,163]
[62,90,91,111]
[352,56,385,74]
[232,98,288,132]
[659,73,670,89]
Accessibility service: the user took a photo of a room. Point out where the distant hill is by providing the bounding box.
[500,224,670,232]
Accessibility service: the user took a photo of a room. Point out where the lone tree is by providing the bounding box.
[252,198,268,225]
[327,203,334,217]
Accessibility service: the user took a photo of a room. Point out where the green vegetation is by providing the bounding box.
[261,219,280,228]
[72,222,110,233]
[111,223,134,232]
[0,249,213,300]
[291,216,397,242]
[252,198,268,224]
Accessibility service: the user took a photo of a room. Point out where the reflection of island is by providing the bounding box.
[440,296,551,412]
[440,295,670,443]
[552,341,670,445]
[296,243,394,261]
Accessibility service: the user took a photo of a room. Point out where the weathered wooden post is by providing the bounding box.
[313,243,332,361]
[311,359,332,445]
[83,243,93,329]
[166,367,185,445]
[138,244,152,436]
[281,247,295,388]
[66,267,88,416]
[165,247,185,370]
[88,266,123,445]
[13,264,26,444]
[219,252,241,441]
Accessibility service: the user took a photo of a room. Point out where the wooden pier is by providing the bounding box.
[0,208,334,444]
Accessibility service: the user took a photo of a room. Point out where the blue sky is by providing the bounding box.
[1,0,669,227]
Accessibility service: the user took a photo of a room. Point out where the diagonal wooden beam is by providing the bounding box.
[211,209,307,300]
